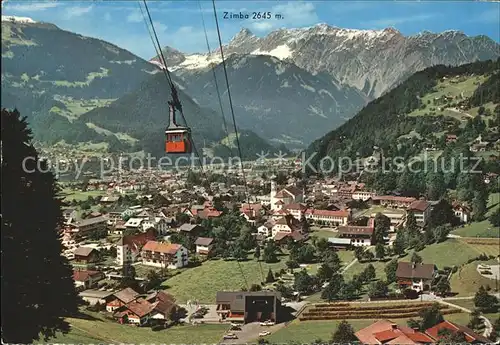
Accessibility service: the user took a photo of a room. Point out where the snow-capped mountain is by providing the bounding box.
[1,15,37,23]
[161,23,500,98]
[175,54,368,147]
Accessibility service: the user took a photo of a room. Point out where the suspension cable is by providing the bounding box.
[197,0,229,137]
[211,0,249,203]
[141,0,206,175]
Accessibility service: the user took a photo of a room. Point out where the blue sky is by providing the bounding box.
[2,1,499,59]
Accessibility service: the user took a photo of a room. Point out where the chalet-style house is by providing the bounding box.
[426,320,491,343]
[356,319,491,344]
[355,320,436,344]
[216,291,281,323]
[452,203,471,223]
[69,216,108,236]
[257,221,275,237]
[337,218,375,247]
[73,270,104,290]
[113,291,178,325]
[281,203,308,219]
[396,261,436,292]
[271,216,307,243]
[407,199,431,225]
[106,287,140,312]
[195,237,214,256]
[270,182,304,211]
[141,241,188,269]
[116,228,157,266]
[178,223,204,237]
[73,247,99,264]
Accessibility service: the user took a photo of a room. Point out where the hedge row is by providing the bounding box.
[314,303,350,308]
[299,309,461,321]
[312,302,437,309]
[307,304,444,313]
[302,308,456,318]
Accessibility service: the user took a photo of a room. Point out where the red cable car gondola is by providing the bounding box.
[165,101,192,154]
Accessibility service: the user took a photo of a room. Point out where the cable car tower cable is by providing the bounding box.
[140,0,206,174]
[198,0,229,138]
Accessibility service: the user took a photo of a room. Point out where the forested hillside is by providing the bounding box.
[306,59,499,199]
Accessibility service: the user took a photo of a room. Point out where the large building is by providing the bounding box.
[141,241,188,269]
[216,291,281,324]
[270,182,304,211]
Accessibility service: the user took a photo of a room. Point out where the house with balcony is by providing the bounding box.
[106,287,140,312]
[396,261,436,292]
[73,270,105,290]
[116,228,157,266]
[282,203,307,220]
[141,241,188,269]
[73,247,99,264]
[195,237,214,256]
[407,199,431,226]
[337,218,375,247]
[70,216,108,236]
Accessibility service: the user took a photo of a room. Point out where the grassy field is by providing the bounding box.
[61,188,106,202]
[51,311,229,344]
[407,75,487,119]
[450,262,499,296]
[401,239,484,268]
[266,312,473,343]
[452,193,499,238]
[162,251,355,303]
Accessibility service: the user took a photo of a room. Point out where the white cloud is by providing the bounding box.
[166,26,219,54]
[153,21,167,33]
[4,2,58,12]
[126,10,143,23]
[64,5,93,19]
[249,1,318,32]
[364,14,435,28]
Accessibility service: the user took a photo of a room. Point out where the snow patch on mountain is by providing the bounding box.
[2,15,36,23]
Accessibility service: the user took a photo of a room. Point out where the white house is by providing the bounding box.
[304,209,350,226]
[141,241,188,269]
[270,182,304,211]
[258,221,274,237]
[453,204,471,223]
[194,237,214,255]
[141,217,168,234]
[282,203,307,220]
[124,217,144,230]
[352,191,375,201]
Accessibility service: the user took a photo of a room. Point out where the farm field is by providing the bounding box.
[52,311,229,344]
[458,238,500,257]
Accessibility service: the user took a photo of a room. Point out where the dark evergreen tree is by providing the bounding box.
[1,109,80,343]
[331,320,357,343]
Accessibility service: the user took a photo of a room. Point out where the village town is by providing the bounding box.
[57,155,500,344]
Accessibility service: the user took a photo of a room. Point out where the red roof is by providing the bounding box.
[425,320,491,343]
[142,241,183,255]
[304,209,349,217]
[73,270,102,282]
[356,320,434,344]
[409,200,430,212]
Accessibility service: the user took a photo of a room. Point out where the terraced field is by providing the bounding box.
[299,301,461,321]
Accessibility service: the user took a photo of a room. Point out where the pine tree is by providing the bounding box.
[1,109,80,343]
[331,320,357,343]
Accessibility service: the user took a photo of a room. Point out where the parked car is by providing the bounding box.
[259,331,271,337]
[223,333,238,340]
[260,320,275,326]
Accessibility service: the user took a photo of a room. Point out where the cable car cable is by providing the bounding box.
[212,0,251,291]
[141,0,207,175]
[211,0,249,204]
[197,0,229,138]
